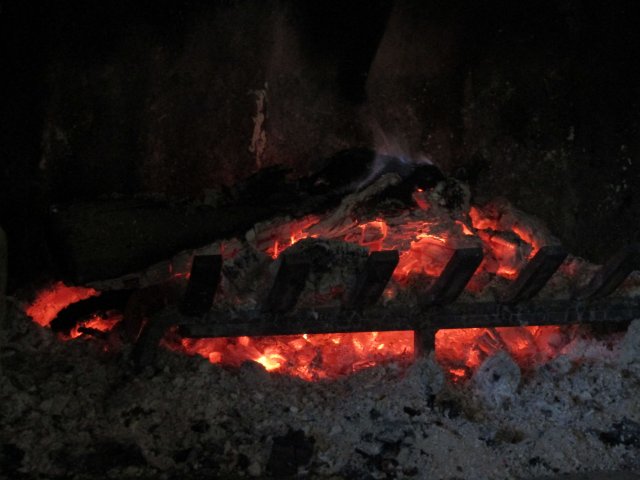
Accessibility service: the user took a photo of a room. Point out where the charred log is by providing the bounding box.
[50,289,133,333]
[48,199,280,283]
[179,255,222,317]
[47,153,451,284]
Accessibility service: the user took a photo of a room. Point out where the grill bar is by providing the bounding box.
[499,245,567,304]
[262,254,311,313]
[133,243,640,367]
[422,247,483,306]
[576,244,640,299]
[345,250,399,310]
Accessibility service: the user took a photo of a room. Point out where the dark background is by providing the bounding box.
[1,0,639,289]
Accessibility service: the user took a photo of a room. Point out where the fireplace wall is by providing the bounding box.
[1,0,639,288]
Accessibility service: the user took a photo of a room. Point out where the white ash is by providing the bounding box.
[2,309,640,479]
[471,351,521,409]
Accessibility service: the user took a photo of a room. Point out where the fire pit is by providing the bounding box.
[5,157,638,478]
[2,1,640,478]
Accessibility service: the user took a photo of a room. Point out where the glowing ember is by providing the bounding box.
[25,186,572,382]
[168,331,415,381]
[26,282,99,327]
[265,216,320,259]
[67,313,123,339]
[435,325,569,380]
[26,282,121,339]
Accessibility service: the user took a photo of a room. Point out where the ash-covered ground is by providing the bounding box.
[1,303,640,480]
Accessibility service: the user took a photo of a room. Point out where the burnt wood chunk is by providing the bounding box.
[346,250,399,309]
[48,199,286,283]
[262,254,311,313]
[180,255,222,317]
[423,247,483,306]
[49,289,134,333]
[500,245,568,304]
[576,244,640,299]
[133,309,178,369]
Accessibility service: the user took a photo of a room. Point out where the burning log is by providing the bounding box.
[27,149,640,380]
[179,255,222,317]
[48,198,278,283]
[48,152,451,285]
[49,289,133,334]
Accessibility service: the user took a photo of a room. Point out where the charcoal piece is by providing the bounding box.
[576,243,640,299]
[49,289,134,333]
[303,148,377,196]
[0,443,24,475]
[180,255,222,317]
[122,282,180,342]
[262,254,311,313]
[266,429,315,478]
[598,418,640,446]
[303,148,444,203]
[500,245,568,304]
[132,309,178,369]
[48,198,287,283]
[422,247,483,306]
[345,250,399,309]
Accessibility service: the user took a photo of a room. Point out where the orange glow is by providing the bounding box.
[26,282,99,327]
[266,216,320,259]
[512,225,540,257]
[25,189,570,382]
[456,220,475,236]
[358,219,389,251]
[68,313,123,339]
[26,282,121,340]
[435,325,567,380]
[170,331,415,381]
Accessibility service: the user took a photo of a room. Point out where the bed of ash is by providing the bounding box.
[1,303,639,479]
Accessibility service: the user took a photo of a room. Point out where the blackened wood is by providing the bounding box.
[345,250,399,309]
[49,289,134,333]
[500,245,568,304]
[180,255,222,317]
[422,247,483,306]
[575,244,640,299]
[48,199,286,283]
[122,283,180,342]
[132,308,178,369]
[262,254,311,313]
